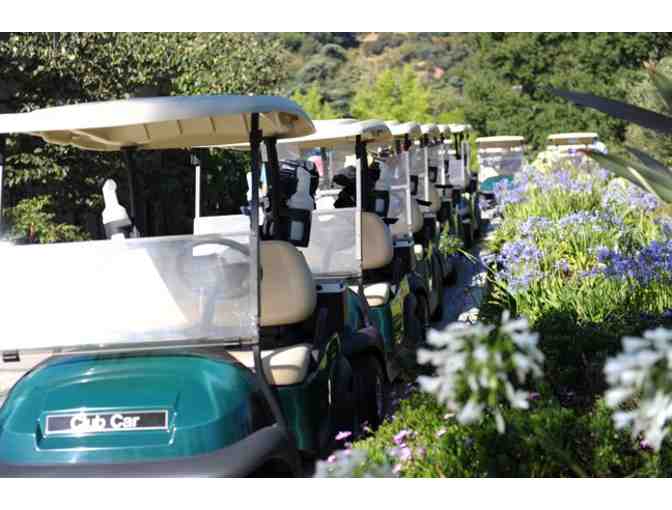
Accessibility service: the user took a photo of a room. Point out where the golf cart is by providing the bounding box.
[443,123,482,247]
[546,132,605,164]
[0,95,360,477]
[386,121,444,324]
[476,135,526,206]
[224,118,406,430]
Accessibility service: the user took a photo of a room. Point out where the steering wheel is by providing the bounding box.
[176,239,251,305]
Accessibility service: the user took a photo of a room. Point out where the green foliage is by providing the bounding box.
[5,196,86,243]
[351,65,433,122]
[290,84,338,120]
[354,391,671,477]
[0,33,287,239]
[463,33,672,151]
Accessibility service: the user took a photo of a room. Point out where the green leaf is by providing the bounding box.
[645,62,672,114]
[551,88,672,135]
[625,146,672,176]
[587,150,672,203]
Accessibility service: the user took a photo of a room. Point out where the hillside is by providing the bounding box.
[269,32,473,119]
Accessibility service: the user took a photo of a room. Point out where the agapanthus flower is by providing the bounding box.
[417,312,544,434]
[604,327,672,451]
[314,448,397,477]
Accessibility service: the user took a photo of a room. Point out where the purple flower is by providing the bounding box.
[335,431,352,441]
[393,429,412,446]
[398,446,412,461]
[393,463,402,474]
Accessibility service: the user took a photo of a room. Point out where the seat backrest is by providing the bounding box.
[260,240,317,327]
[426,183,441,214]
[390,198,424,237]
[194,214,250,236]
[362,212,394,271]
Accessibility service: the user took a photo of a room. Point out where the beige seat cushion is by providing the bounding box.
[362,212,394,271]
[426,183,441,214]
[390,199,423,237]
[349,282,392,307]
[228,344,311,386]
[260,241,317,327]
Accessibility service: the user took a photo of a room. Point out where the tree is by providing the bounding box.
[0,33,288,242]
[626,57,672,168]
[291,84,338,120]
[463,33,672,151]
[351,65,433,122]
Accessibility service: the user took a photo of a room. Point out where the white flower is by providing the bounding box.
[604,327,672,451]
[457,398,484,425]
[417,312,542,434]
[605,387,634,407]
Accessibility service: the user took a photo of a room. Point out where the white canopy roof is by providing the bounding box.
[279,119,391,148]
[385,121,422,140]
[547,132,599,144]
[0,95,315,151]
[420,124,440,139]
[448,124,470,134]
[476,135,525,149]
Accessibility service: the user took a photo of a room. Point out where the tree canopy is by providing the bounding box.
[462,33,672,151]
[0,33,288,242]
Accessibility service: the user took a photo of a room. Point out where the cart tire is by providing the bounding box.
[415,294,429,345]
[463,220,473,249]
[443,260,458,286]
[430,284,443,322]
[352,356,388,432]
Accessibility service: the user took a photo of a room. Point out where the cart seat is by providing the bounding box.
[390,199,423,237]
[260,240,317,328]
[228,344,311,386]
[194,216,317,329]
[348,282,392,308]
[362,212,393,271]
[424,183,441,214]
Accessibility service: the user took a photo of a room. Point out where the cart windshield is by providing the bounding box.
[477,146,525,180]
[299,143,361,278]
[445,140,469,189]
[0,230,259,355]
[379,144,412,239]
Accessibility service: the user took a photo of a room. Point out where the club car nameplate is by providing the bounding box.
[45,410,168,435]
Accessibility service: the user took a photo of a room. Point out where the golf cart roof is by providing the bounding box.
[385,121,422,140]
[279,119,392,148]
[0,95,315,151]
[476,136,525,149]
[448,124,470,134]
[420,124,440,138]
[547,132,599,145]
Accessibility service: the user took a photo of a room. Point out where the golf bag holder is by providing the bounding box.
[262,159,319,248]
[332,164,391,219]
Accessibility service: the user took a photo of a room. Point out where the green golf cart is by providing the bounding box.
[0,95,361,476]
[476,135,526,209]
[230,118,420,429]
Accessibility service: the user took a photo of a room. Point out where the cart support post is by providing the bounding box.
[264,138,281,240]
[192,152,201,220]
[249,113,292,436]
[122,148,141,237]
[0,134,5,234]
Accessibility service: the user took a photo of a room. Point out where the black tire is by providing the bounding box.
[415,294,429,345]
[463,220,473,249]
[443,257,458,286]
[352,356,388,432]
[431,262,444,322]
